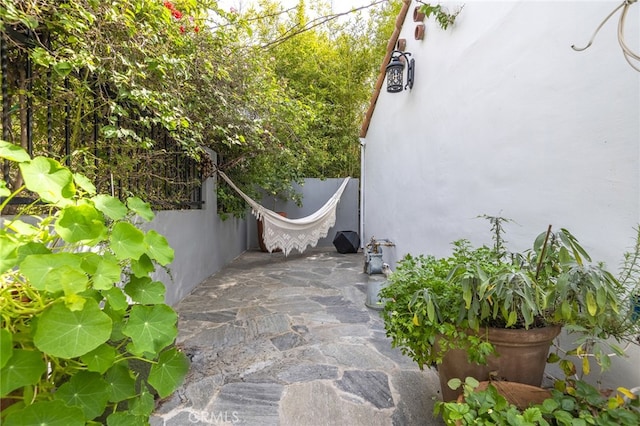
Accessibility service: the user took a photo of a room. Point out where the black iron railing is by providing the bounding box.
[1,27,203,210]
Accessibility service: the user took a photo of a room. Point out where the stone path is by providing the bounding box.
[152,248,444,426]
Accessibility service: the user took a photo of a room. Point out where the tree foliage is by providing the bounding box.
[1,0,401,217]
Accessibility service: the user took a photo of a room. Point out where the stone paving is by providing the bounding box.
[152,248,445,426]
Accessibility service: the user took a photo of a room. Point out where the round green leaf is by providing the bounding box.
[148,347,190,398]
[124,277,166,304]
[104,363,136,403]
[51,264,90,296]
[16,242,51,263]
[3,400,85,426]
[55,371,109,420]
[54,204,107,243]
[144,230,174,266]
[127,197,154,222]
[0,234,18,274]
[131,254,155,277]
[73,172,96,195]
[0,140,30,162]
[92,194,128,221]
[103,287,129,312]
[106,411,148,426]
[80,344,117,374]
[0,329,12,368]
[129,384,155,417]
[110,222,146,260]
[34,299,112,358]
[20,252,84,291]
[0,349,47,396]
[19,156,75,203]
[82,253,122,290]
[122,304,177,355]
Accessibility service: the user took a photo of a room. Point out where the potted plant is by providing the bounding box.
[380,216,639,401]
[0,141,189,424]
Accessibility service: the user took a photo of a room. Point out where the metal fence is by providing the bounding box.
[1,26,203,210]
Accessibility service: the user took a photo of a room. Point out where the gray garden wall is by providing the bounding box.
[147,174,248,306]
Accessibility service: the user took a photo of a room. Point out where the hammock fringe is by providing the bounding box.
[217,170,350,255]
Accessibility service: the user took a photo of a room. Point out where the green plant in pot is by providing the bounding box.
[380,216,634,401]
[0,141,189,425]
[435,376,640,426]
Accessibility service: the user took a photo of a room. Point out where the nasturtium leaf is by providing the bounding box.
[110,222,146,260]
[3,400,85,426]
[63,293,87,311]
[104,363,136,402]
[0,140,30,162]
[106,411,148,426]
[130,383,155,417]
[19,156,75,203]
[16,242,50,263]
[0,329,12,368]
[20,252,83,290]
[80,344,116,374]
[122,304,177,355]
[148,347,190,398]
[0,234,18,273]
[103,287,129,312]
[8,218,43,236]
[92,194,128,220]
[144,230,174,266]
[131,254,155,277]
[127,196,154,222]
[54,204,106,243]
[34,299,112,358]
[73,172,96,195]
[48,264,90,296]
[0,349,47,396]
[125,277,166,304]
[55,370,109,420]
[82,253,121,290]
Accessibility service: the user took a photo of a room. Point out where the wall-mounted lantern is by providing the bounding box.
[385,50,415,93]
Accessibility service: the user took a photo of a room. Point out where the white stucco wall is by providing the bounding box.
[362,1,640,387]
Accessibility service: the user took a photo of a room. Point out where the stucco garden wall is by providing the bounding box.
[147,174,248,306]
[362,1,639,387]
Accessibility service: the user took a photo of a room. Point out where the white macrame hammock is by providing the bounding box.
[217,170,350,256]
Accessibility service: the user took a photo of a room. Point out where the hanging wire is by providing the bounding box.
[571,0,640,72]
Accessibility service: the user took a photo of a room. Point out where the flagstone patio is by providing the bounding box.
[152,248,444,426]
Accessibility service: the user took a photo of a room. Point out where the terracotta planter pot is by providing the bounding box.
[257,211,287,252]
[473,381,552,409]
[438,325,561,401]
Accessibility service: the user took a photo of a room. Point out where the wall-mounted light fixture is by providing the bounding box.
[385,50,415,93]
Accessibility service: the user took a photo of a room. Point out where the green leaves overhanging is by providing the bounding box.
[34,299,112,358]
